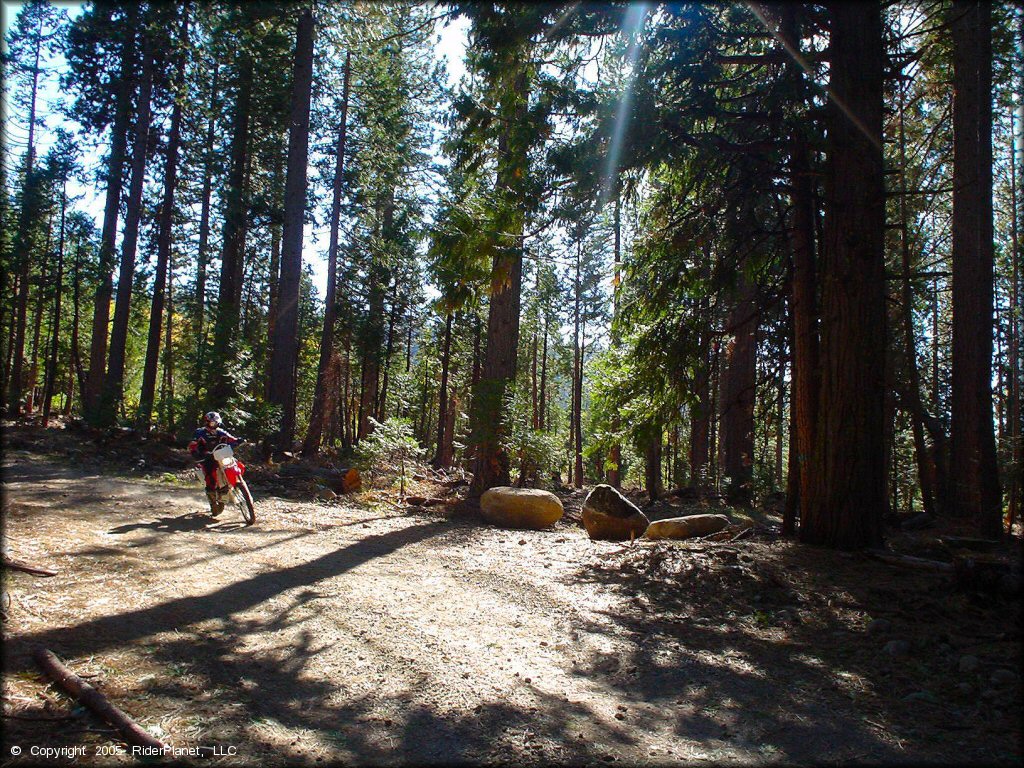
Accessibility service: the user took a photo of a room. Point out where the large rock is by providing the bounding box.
[480,487,564,529]
[582,484,649,541]
[644,514,730,540]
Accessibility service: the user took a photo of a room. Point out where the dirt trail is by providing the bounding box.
[2,450,1021,766]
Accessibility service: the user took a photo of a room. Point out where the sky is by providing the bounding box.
[1,1,471,302]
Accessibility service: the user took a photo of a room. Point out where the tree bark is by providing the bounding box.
[138,4,188,432]
[83,14,138,422]
[572,241,584,488]
[41,180,67,425]
[5,7,45,416]
[896,60,938,518]
[190,63,219,414]
[469,67,529,496]
[100,30,154,426]
[304,49,351,456]
[949,0,1002,537]
[645,424,662,502]
[608,186,622,487]
[33,648,167,751]
[267,5,315,450]
[720,273,757,505]
[1009,67,1022,532]
[433,311,454,468]
[800,2,887,549]
[210,53,254,405]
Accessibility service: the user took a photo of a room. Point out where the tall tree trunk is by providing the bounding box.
[26,216,51,415]
[5,8,44,416]
[949,1,1001,537]
[778,5,821,533]
[377,287,401,421]
[190,63,219,414]
[608,186,622,486]
[1009,73,1022,532]
[433,311,454,468]
[720,273,757,505]
[468,65,529,497]
[263,137,285,397]
[138,5,188,432]
[210,54,254,405]
[359,274,387,440]
[267,6,315,450]
[100,31,154,426]
[572,241,583,488]
[70,244,85,409]
[539,318,548,431]
[83,19,137,422]
[800,2,887,549]
[645,424,662,503]
[304,50,351,456]
[896,62,938,518]
[783,295,799,535]
[160,249,175,429]
[42,181,67,425]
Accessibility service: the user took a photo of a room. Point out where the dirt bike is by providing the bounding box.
[197,443,256,525]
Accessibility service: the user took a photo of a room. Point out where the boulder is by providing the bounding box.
[480,487,564,530]
[582,484,649,541]
[644,514,730,540]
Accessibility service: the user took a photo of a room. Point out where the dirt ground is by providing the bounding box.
[2,425,1022,766]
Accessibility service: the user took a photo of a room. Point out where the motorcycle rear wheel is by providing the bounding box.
[232,477,256,525]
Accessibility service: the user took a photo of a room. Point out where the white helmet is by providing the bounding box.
[204,411,222,426]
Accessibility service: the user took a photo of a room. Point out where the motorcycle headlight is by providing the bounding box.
[219,457,232,466]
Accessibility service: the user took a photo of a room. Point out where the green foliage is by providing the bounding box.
[501,384,560,486]
[355,417,425,494]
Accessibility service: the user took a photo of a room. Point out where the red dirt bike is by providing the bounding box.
[197,443,256,525]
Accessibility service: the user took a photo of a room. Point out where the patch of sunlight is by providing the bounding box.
[793,653,826,668]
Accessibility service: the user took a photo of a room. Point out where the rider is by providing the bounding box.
[188,411,243,515]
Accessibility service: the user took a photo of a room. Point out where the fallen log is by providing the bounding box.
[32,647,167,751]
[864,549,954,573]
[2,556,57,577]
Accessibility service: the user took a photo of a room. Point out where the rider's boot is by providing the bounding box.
[206,489,222,516]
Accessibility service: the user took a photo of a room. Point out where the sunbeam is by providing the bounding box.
[599,3,649,207]
[745,2,881,151]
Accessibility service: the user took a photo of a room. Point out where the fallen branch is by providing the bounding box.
[729,526,756,542]
[2,556,58,577]
[32,647,167,750]
[865,549,954,573]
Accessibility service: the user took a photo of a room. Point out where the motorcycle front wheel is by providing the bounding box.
[232,477,256,525]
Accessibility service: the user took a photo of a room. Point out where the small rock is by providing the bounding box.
[884,640,911,658]
[866,618,892,636]
[315,487,338,501]
[614,712,625,720]
[518,539,526,545]
[990,669,1017,688]
[958,655,980,674]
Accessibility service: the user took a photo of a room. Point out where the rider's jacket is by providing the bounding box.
[189,427,239,458]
